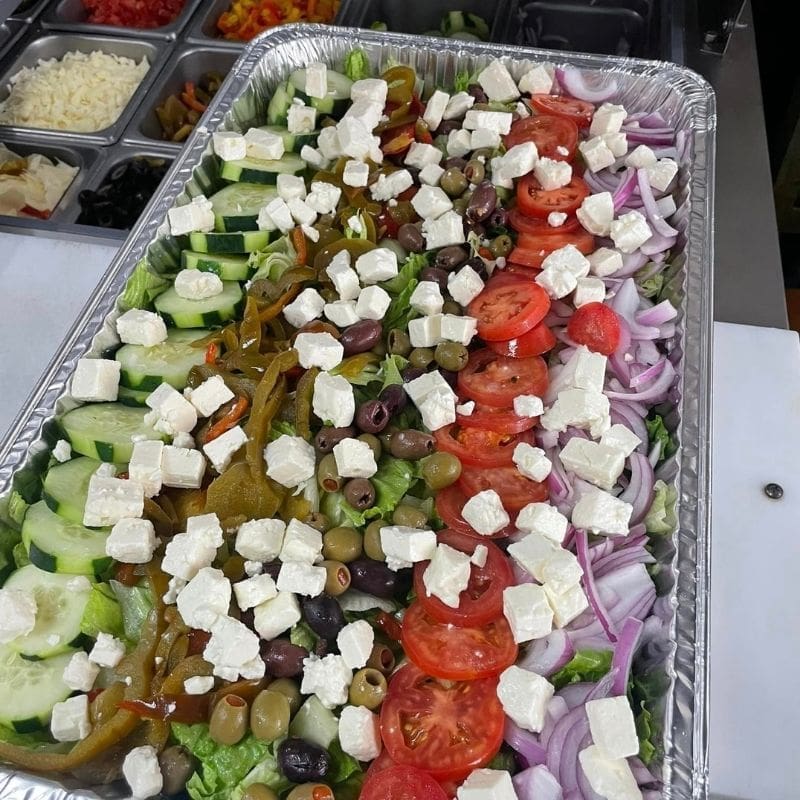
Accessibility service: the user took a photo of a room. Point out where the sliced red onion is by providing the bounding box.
[629,357,666,388]
[555,66,619,103]
[558,346,578,364]
[659,322,676,339]
[608,277,640,320]
[640,231,677,256]
[636,168,679,238]
[576,530,618,642]
[612,168,638,211]
[606,359,675,402]
[611,616,644,695]
[613,251,649,279]
[619,452,656,524]
[609,324,632,387]
[557,682,597,710]
[628,522,647,538]
[594,544,656,579]
[635,338,662,366]
[519,630,576,677]
[583,169,616,194]
[505,719,548,768]
[630,756,660,786]
[623,127,675,145]
[538,428,560,450]
[650,146,678,159]
[513,765,564,800]
[638,111,668,129]
[589,537,615,562]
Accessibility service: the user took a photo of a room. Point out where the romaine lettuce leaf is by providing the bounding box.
[80,583,124,640]
[344,49,371,82]
[646,414,674,462]
[644,479,677,535]
[110,580,153,643]
[120,257,170,310]
[249,235,296,282]
[550,649,613,690]
[383,252,433,332]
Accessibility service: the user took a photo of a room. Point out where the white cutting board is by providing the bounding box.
[710,322,800,800]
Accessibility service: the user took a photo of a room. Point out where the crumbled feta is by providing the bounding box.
[422,542,471,607]
[235,518,285,561]
[585,696,641,759]
[324,299,361,328]
[146,382,197,435]
[106,518,157,564]
[423,89,450,130]
[457,769,518,800]
[83,472,144,528]
[116,309,167,347]
[276,560,327,596]
[578,745,643,800]
[244,127,285,160]
[380,526,437,571]
[0,588,37,644]
[168,195,215,236]
[422,210,465,250]
[457,400,475,416]
[534,157,572,190]
[253,591,301,640]
[589,103,627,136]
[544,582,589,627]
[305,62,328,99]
[337,620,374,670]
[577,191,614,237]
[279,518,324,564]
[333,438,378,479]
[574,277,607,307]
[204,615,264,681]
[184,675,215,695]
[600,424,642,457]
[89,632,126,668]
[264,434,316,488]
[493,142,538,182]
[588,247,624,277]
[471,128,502,150]
[62,651,99,692]
[202,424,248,473]
[306,181,342,215]
[287,103,316,134]
[513,394,544,417]
[462,489,510,536]
[283,287,325,329]
[419,163,445,186]
[541,388,610,438]
[343,159,370,187]
[186,375,234,418]
[313,371,355,428]
[161,445,205,489]
[412,185,453,221]
[603,131,628,157]
[448,265,485,307]
[213,131,247,161]
[408,314,443,348]
[646,158,679,193]
[300,145,328,170]
[177,567,231,631]
[300,654,352,709]
[440,314,477,346]
[71,358,120,402]
[463,109,513,135]
[498,665,555,733]
[548,211,568,227]
[326,250,361,301]
[625,144,658,169]
[339,705,382,761]
[174,269,224,301]
[123,745,163,799]
[351,78,388,105]
[127,439,164,498]
[542,244,591,278]
[446,129,472,158]
[560,437,626,490]
[571,488,633,536]
[277,173,307,201]
[409,280,445,316]
[293,332,344,370]
[371,169,413,202]
[516,502,568,543]
[610,210,652,253]
[518,64,554,95]
[503,583,554,642]
[355,248,399,284]
[234,573,278,611]
[405,142,443,170]
[579,136,616,173]
[536,264,578,299]
[356,285,391,320]
[513,442,552,482]
[442,91,475,120]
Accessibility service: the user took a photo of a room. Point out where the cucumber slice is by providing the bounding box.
[288,69,353,119]
[118,385,150,407]
[210,183,278,232]
[60,404,165,463]
[0,646,73,733]
[155,282,244,328]
[188,229,276,254]
[116,328,208,392]
[3,565,93,658]
[220,153,306,186]
[289,695,339,749]
[182,250,251,281]
[266,81,295,126]
[259,125,320,154]
[22,501,111,577]
[42,456,103,523]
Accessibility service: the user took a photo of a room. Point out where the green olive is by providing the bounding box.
[317,453,342,493]
[303,511,330,533]
[490,234,514,259]
[453,197,469,216]
[372,339,387,357]
[209,694,249,746]
[434,341,469,372]
[242,785,280,800]
[464,159,485,184]
[358,433,383,461]
[250,690,290,742]
[409,347,435,369]
[320,559,351,595]
[472,147,493,161]
[348,667,388,710]
[158,745,197,796]
[267,678,301,715]
[442,299,462,316]
[364,520,387,561]
[392,504,428,528]
[222,554,246,582]
[387,328,412,356]
[441,167,468,197]
[366,642,397,676]
[421,451,462,490]
[323,526,363,563]
[286,785,334,800]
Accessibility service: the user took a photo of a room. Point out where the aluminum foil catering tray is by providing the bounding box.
[0,24,715,800]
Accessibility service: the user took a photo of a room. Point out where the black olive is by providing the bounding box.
[277,738,331,783]
[301,594,346,641]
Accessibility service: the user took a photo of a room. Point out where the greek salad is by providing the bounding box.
[0,48,684,800]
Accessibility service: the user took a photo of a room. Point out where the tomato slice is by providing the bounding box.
[433,424,532,468]
[487,322,557,358]
[413,529,514,626]
[436,484,516,539]
[458,464,549,512]
[503,114,579,161]
[366,751,460,799]
[457,349,549,408]
[567,301,622,355]
[517,174,590,219]
[467,282,550,342]
[380,663,504,781]
[509,230,596,269]
[401,602,518,680]
[457,403,536,434]
[528,94,595,128]
[361,764,449,800]
[508,207,581,236]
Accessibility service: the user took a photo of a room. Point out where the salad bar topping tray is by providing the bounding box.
[0,23,713,800]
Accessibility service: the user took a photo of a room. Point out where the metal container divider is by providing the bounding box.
[0,19,27,61]
[7,0,50,23]
[0,25,714,800]
[40,0,205,40]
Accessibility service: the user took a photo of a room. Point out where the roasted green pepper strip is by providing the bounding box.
[295,366,319,441]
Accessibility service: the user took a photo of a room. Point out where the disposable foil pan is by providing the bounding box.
[0,24,715,800]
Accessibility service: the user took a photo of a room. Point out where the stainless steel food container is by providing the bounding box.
[7,0,50,24]
[123,44,240,148]
[0,19,26,61]
[40,0,204,40]
[0,32,170,145]
[0,25,714,800]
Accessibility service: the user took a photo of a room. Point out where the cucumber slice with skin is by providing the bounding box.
[42,456,104,523]
[266,81,295,126]
[3,565,94,659]
[220,153,306,186]
[0,646,73,733]
[116,328,208,392]
[288,69,353,118]
[182,250,251,281]
[22,501,111,577]
[117,385,150,407]
[155,282,245,328]
[60,404,165,463]
[189,229,276,254]
[209,183,278,232]
[259,125,320,154]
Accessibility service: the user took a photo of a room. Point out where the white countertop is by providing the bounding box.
[1,233,797,800]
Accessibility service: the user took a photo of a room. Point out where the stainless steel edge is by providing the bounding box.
[7,0,50,24]
[0,25,715,800]
[39,0,204,41]
[0,31,172,146]
[0,18,27,61]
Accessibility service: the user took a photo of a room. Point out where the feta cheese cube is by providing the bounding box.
[202,424,248,473]
[168,196,214,236]
[422,210,465,249]
[513,394,544,417]
[213,131,247,161]
[471,544,488,567]
[265,434,316,488]
[234,573,278,611]
[306,181,342,215]
[513,442,552,481]
[542,244,590,277]
[548,211,568,227]
[440,314,477,346]
[313,371,355,427]
[371,169,413,202]
[244,127,285,160]
[123,745,163,799]
[380,526,437,571]
[588,247,624,277]
[147,382,198,435]
[560,438,625,491]
[422,542,471,607]
[342,98,384,132]
[625,144,658,169]
[470,128,502,150]
[300,144,328,170]
[571,488,633,536]
[536,265,578,299]
[343,159,370,187]
[186,512,223,544]
[184,675,215,695]
[656,194,677,218]
[177,567,231,631]
[574,277,607,307]
[423,89,450,130]
[446,129,472,158]
[443,91,475,120]
[253,591,301,640]
[646,158,679,192]
[162,576,187,604]
[579,136,616,173]
[498,665,555,733]
[417,384,458,430]
[71,358,120,402]
[324,299,361,328]
[175,268,225,301]
[89,633,126,668]
[544,581,589,627]
[280,518,324,564]
[463,110,513,135]
[106,518,157,564]
[356,285,391,320]
[52,438,72,462]
[300,653,352,709]
[287,103,317,134]
[478,59,520,102]
[128,439,163,498]
[326,250,361,300]
[351,78,388,105]
[601,424,642,457]
[419,163,445,186]
[411,185,453,220]
[287,197,317,227]
[293,331,344,370]
[507,530,559,575]
[339,705,382,761]
[462,489,510,536]
[457,400,475,416]
[257,198,290,232]
[333,438,378,478]
[404,370,454,405]
[578,745,643,800]
[534,157,572,190]
[235,518,285,561]
[503,583,554,642]
[541,388,610,437]
[519,64,554,95]
[62,651,100,692]
[186,375,234,418]
[405,142,443,170]
[115,309,167,347]
[603,132,628,158]
[457,769,518,800]
[204,615,264,681]
[585,696,640,759]
[577,191,614,236]
[355,248,399,284]
[337,620,374,669]
[283,287,325,328]
[610,210,652,253]
[51,695,91,742]
[337,117,374,160]
[495,142,539,182]
[409,280,444,316]
[161,532,216,581]
[0,588,36,644]
[161,445,205,489]
[277,173,307,201]
[277,561,327,596]
[408,314,443,347]
[516,502,568,543]
[83,473,144,527]
[305,62,328,99]
[448,265,485,306]
[590,103,627,136]
[244,560,262,576]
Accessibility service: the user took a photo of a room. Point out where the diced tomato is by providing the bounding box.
[458,464,549,512]
[528,94,596,128]
[487,322,557,358]
[468,282,551,342]
[457,403,536,434]
[435,484,517,540]
[508,207,580,236]
[503,115,579,160]
[457,349,549,408]
[567,302,622,355]
[517,174,591,219]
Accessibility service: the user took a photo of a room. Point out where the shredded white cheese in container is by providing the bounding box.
[0,50,150,132]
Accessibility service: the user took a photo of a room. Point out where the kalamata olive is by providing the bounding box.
[442,299,462,316]
[159,746,197,796]
[435,245,469,271]
[389,429,436,459]
[348,559,403,598]
[301,593,346,641]
[314,426,356,454]
[440,369,459,388]
[343,478,376,510]
[277,738,331,784]
[379,384,408,415]
[464,255,489,281]
[262,561,282,580]
[467,83,489,104]
[419,268,449,291]
[435,119,460,136]
[397,223,426,253]
[401,365,425,383]
[340,319,382,356]
[356,399,390,433]
[467,181,498,223]
[443,157,467,171]
[488,207,508,228]
[261,639,308,678]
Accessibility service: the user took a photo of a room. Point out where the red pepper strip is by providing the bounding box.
[20,205,51,220]
[186,629,211,656]
[118,694,210,724]
[479,247,494,260]
[201,395,250,445]
[375,611,403,642]
[291,226,308,266]
[181,82,207,113]
[205,342,220,364]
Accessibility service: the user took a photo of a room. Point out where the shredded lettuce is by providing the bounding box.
[644,479,677,535]
[120,257,170,310]
[110,580,153,642]
[344,49,371,82]
[289,621,319,651]
[268,420,298,442]
[645,414,674,462]
[0,520,20,584]
[454,69,478,93]
[249,235,297,282]
[12,541,29,569]
[383,252,433,332]
[630,668,668,766]
[550,649,613,690]
[635,263,666,300]
[379,354,408,392]
[80,583,124,640]
[636,701,657,764]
